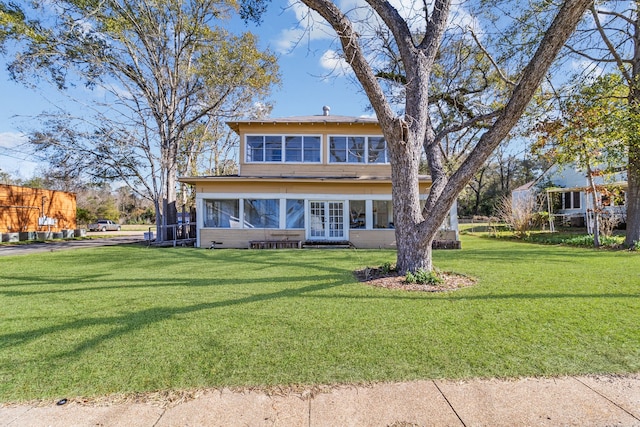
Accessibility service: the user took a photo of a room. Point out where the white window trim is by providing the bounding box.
[243,198,281,229]
[196,193,438,233]
[306,199,349,241]
[244,134,323,164]
[327,134,389,164]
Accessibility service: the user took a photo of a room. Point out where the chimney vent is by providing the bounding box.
[322,105,330,116]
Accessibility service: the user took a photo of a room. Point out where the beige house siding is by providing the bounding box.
[198,229,457,250]
[349,229,396,249]
[235,121,391,178]
[200,228,395,250]
[191,179,431,197]
[180,114,459,251]
[201,229,305,249]
[240,163,391,178]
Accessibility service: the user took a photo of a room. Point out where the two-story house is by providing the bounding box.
[179,108,458,249]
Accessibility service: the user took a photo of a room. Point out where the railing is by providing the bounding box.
[148,224,197,246]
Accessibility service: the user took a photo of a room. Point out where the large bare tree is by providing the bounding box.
[268,0,591,272]
[1,0,279,241]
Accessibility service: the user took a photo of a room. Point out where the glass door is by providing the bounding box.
[309,201,345,240]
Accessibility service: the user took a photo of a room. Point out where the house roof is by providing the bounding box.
[179,174,431,185]
[226,114,379,134]
[544,181,628,193]
[512,181,535,192]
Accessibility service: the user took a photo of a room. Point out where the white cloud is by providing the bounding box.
[0,131,27,149]
[277,0,482,54]
[448,3,482,35]
[319,49,352,76]
[273,0,335,54]
[570,59,605,79]
[274,28,306,54]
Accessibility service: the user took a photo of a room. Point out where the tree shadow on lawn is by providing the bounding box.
[36,247,365,281]
[0,271,341,297]
[305,291,640,303]
[0,280,346,355]
[436,246,623,264]
[0,248,360,296]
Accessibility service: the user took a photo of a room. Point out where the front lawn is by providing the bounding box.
[1,235,639,402]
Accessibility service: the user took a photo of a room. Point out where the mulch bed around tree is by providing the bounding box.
[354,267,476,292]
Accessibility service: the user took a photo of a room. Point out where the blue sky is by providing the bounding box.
[0,2,373,179]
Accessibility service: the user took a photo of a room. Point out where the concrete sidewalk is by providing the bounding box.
[2,374,639,426]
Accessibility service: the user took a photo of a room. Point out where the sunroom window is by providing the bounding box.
[246,136,264,162]
[286,199,305,228]
[246,135,321,163]
[373,200,394,228]
[329,136,365,163]
[285,136,321,162]
[204,199,240,228]
[244,199,279,228]
[368,137,388,163]
[329,136,388,164]
[264,136,282,162]
[349,200,366,229]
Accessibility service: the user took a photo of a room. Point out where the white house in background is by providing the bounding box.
[512,163,627,232]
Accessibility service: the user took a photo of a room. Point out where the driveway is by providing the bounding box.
[0,233,148,256]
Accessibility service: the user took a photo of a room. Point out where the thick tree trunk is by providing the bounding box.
[163,151,178,241]
[389,129,431,273]
[154,199,162,241]
[301,0,591,272]
[625,142,640,247]
[627,20,640,248]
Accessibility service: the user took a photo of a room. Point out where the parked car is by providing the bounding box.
[88,219,121,232]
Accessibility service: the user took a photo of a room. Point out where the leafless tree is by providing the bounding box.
[285,0,591,272]
[1,0,279,241]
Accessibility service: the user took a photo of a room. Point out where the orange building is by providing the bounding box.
[0,184,77,233]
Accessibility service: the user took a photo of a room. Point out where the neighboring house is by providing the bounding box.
[0,184,77,233]
[512,163,627,232]
[179,108,459,249]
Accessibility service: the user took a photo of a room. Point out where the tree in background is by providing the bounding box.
[177,103,271,220]
[0,170,12,185]
[532,74,628,247]
[115,186,155,224]
[519,0,640,248]
[457,146,546,218]
[0,0,279,241]
[75,184,121,224]
[243,0,591,272]
[371,18,519,219]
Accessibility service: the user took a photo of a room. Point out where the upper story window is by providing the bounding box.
[368,136,388,163]
[329,136,388,164]
[246,135,321,163]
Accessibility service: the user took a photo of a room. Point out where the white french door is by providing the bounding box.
[309,201,345,240]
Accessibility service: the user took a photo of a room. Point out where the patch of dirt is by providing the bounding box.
[355,267,476,292]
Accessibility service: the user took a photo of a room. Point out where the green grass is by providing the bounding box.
[461,223,629,248]
[1,236,639,402]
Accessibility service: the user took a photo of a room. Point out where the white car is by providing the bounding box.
[88,219,121,232]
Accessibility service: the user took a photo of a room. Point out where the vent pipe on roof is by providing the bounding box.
[322,105,330,116]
